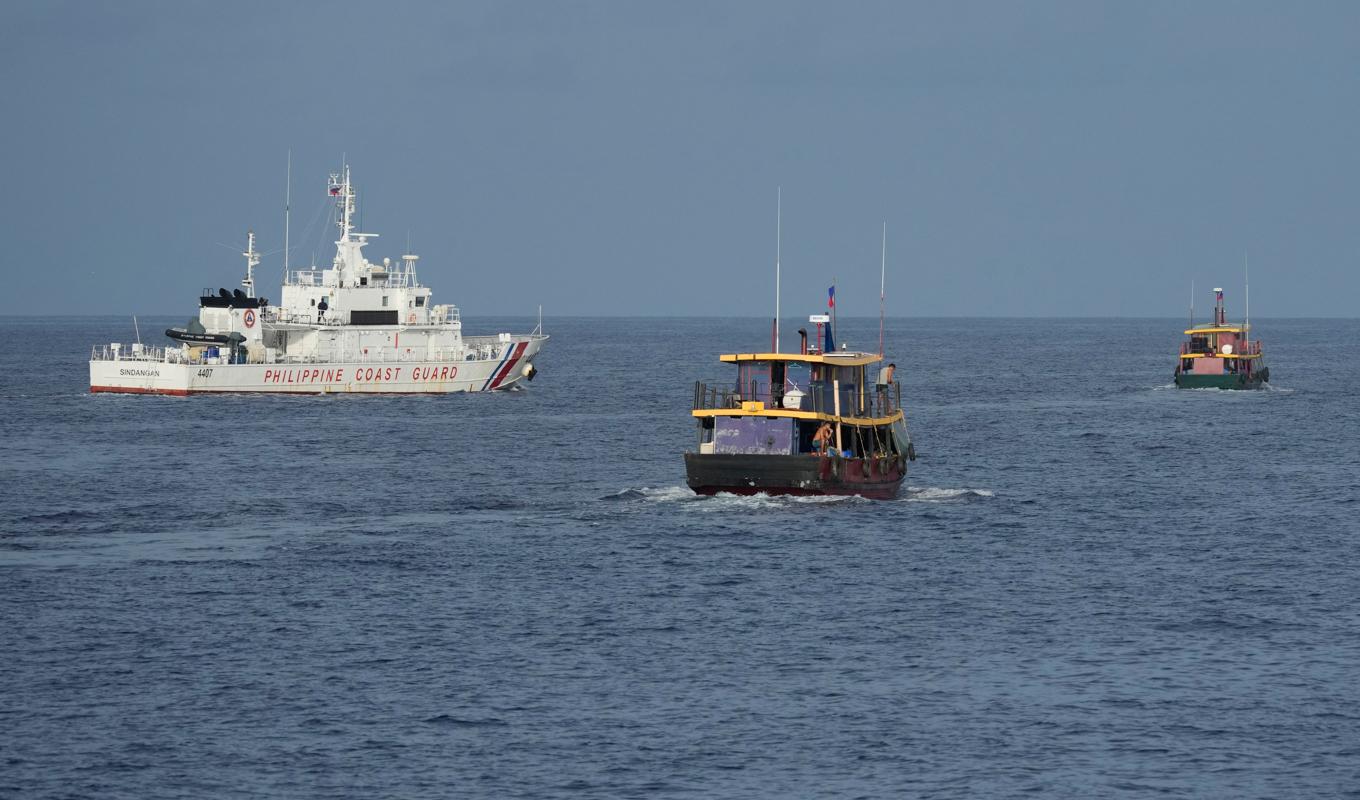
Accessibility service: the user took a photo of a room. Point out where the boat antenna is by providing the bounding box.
[1244,250,1250,339]
[133,315,141,346]
[283,149,291,276]
[879,221,886,357]
[774,186,782,353]
[1189,279,1194,328]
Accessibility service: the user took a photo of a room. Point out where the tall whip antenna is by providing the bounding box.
[879,221,886,357]
[1244,250,1250,338]
[1190,279,1194,328]
[775,187,782,353]
[284,149,291,275]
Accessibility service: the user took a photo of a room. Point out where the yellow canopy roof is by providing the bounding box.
[719,352,882,366]
[1184,326,1244,335]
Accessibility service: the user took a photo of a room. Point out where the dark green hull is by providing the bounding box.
[1174,368,1269,390]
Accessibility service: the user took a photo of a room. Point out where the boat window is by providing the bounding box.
[734,361,775,404]
[415,296,425,307]
[381,295,389,307]
[360,277,368,287]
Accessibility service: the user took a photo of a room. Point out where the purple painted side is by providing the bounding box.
[714,417,795,455]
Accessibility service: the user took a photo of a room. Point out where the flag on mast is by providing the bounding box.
[827,286,835,308]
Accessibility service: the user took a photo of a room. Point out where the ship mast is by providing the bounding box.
[333,164,355,242]
[242,229,259,298]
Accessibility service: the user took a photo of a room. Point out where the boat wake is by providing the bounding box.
[602,486,698,503]
[602,485,994,505]
[602,486,855,507]
[899,486,995,503]
[1261,383,1295,394]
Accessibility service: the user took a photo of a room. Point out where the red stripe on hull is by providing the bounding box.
[488,341,528,390]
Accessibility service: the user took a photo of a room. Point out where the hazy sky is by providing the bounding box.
[3,1,1357,317]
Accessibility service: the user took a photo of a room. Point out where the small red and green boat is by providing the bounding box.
[1174,288,1269,390]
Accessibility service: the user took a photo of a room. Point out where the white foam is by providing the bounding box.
[604,485,862,508]
[902,486,995,502]
[636,485,697,502]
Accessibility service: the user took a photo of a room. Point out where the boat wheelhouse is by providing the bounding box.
[1174,288,1268,390]
[685,316,915,499]
[89,164,546,395]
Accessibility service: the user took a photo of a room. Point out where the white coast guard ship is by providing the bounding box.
[90,165,546,395]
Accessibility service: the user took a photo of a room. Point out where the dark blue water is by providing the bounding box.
[3,315,1359,798]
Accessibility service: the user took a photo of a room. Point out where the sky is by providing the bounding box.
[2,1,1358,318]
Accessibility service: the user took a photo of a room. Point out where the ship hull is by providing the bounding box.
[684,452,906,500]
[1174,368,1269,390]
[90,339,543,396]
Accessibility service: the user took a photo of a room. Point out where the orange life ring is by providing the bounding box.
[408,312,416,324]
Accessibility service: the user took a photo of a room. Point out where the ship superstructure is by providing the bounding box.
[90,165,546,395]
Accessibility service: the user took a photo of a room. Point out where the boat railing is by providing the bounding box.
[694,380,901,418]
[263,307,349,326]
[1180,340,1262,356]
[285,270,326,286]
[90,343,186,363]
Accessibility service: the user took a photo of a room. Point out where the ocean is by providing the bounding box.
[2,315,1359,798]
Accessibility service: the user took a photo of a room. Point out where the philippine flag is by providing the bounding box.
[827,286,835,308]
[329,185,342,196]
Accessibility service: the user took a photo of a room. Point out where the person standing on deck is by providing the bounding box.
[876,362,896,412]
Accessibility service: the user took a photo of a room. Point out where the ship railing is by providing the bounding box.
[90,343,183,363]
[427,305,460,325]
[265,345,499,365]
[263,308,347,326]
[92,341,519,366]
[285,270,326,286]
[693,380,901,418]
